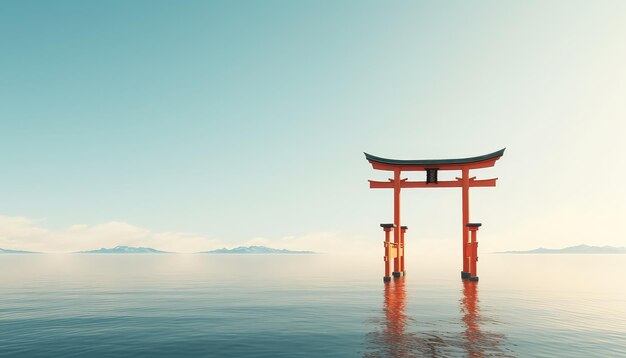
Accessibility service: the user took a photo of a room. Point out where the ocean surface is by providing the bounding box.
[1,252,625,357]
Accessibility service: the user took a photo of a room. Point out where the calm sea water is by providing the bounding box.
[1,252,625,357]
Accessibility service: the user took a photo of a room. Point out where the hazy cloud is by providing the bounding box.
[0,215,377,254]
[0,216,220,253]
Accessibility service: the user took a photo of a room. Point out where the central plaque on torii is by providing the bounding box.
[364,148,505,282]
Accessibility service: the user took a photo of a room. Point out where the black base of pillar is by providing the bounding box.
[469,276,479,282]
[383,276,392,282]
[461,271,471,279]
[392,272,403,277]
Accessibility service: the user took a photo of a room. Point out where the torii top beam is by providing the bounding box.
[365,149,505,189]
[364,148,505,172]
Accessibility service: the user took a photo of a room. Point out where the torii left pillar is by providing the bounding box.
[380,224,407,282]
[380,224,396,282]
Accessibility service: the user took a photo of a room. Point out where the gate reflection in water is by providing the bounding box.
[366,278,510,357]
[460,280,510,357]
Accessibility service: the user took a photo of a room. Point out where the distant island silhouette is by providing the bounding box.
[199,246,315,254]
[498,244,626,254]
[1,245,316,254]
[77,246,171,254]
[0,248,39,254]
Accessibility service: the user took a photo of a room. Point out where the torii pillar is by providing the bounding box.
[366,149,505,281]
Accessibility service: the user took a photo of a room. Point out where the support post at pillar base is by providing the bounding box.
[383,276,392,282]
[392,272,403,277]
[461,271,471,279]
[469,276,479,282]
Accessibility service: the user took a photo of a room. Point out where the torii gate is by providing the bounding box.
[365,148,505,282]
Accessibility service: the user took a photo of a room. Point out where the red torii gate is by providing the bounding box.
[365,149,505,282]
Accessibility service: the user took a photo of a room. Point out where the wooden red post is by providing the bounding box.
[381,224,395,282]
[393,169,401,277]
[467,223,481,281]
[400,226,407,276]
[461,167,470,279]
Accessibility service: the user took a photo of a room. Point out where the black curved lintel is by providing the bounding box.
[364,148,505,166]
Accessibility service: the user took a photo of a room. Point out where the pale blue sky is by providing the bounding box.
[1,1,625,252]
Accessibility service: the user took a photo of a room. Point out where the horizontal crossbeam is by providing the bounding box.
[369,178,497,189]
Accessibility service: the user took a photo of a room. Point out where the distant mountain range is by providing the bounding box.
[77,246,171,254]
[2,245,315,254]
[0,248,38,254]
[498,244,626,254]
[199,246,315,254]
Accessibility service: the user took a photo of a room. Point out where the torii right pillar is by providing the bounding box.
[466,223,481,281]
[365,148,505,281]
